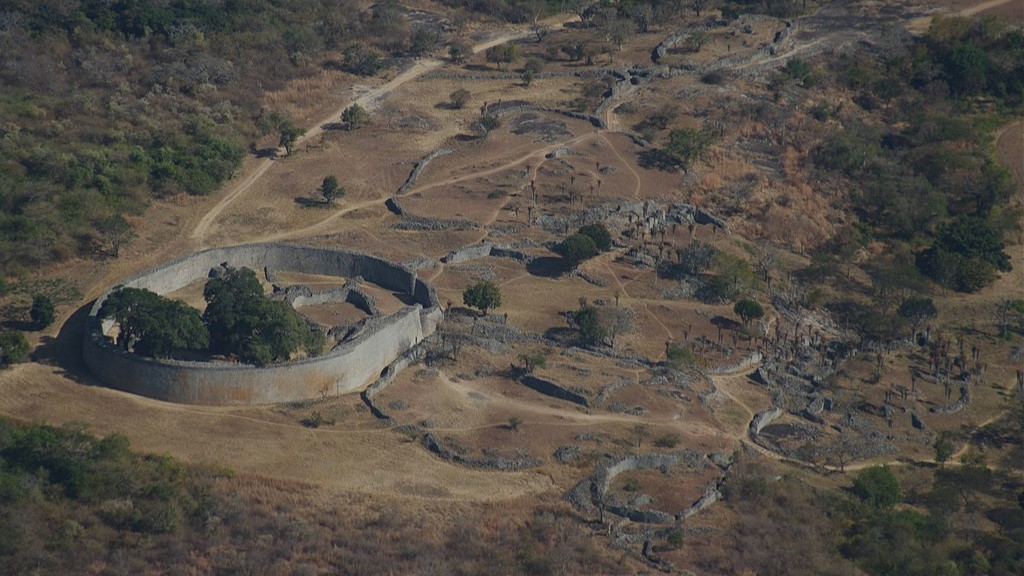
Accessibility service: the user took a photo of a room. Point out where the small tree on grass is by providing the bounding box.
[30,295,55,330]
[570,303,607,346]
[666,343,697,369]
[665,127,714,171]
[0,331,30,368]
[518,350,547,373]
[578,223,613,252]
[448,41,471,63]
[463,280,501,316]
[734,299,764,328]
[341,104,369,130]
[279,120,303,155]
[507,416,522,432]
[934,432,955,468]
[450,88,471,109]
[632,423,649,448]
[557,234,599,268]
[98,214,137,258]
[898,297,937,341]
[321,176,344,204]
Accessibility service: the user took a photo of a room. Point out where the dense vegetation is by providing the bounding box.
[811,16,1022,294]
[99,267,324,365]
[0,0,433,276]
[711,453,1024,576]
[0,418,629,574]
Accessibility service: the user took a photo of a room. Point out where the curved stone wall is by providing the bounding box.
[84,243,442,406]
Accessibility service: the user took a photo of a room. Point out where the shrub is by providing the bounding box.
[30,295,55,330]
[557,234,598,267]
[0,332,30,368]
[577,223,612,252]
[654,434,680,448]
[463,280,501,316]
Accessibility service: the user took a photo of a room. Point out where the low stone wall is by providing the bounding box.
[84,243,441,405]
[441,242,494,264]
[397,148,452,194]
[421,433,542,470]
[749,406,783,437]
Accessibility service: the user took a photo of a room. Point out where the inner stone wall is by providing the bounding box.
[84,243,441,405]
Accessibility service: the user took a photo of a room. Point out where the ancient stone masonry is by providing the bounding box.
[420,433,542,471]
[566,451,724,525]
[84,243,442,405]
[397,148,453,194]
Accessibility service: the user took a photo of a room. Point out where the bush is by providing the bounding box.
[577,223,612,252]
[463,280,502,315]
[666,343,697,369]
[851,466,902,509]
[557,234,598,267]
[0,332,30,368]
[654,433,679,448]
[450,88,471,109]
[29,295,55,330]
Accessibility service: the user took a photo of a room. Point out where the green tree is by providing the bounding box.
[97,214,137,258]
[203,267,323,365]
[577,223,613,252]
[522,57,542,86]
[0,331,30,368]
[557,234,599,267]
[279,120,303,155]
[666,343,697,369]
[933,432,955,468]
[321,176,344,204]
[665,127,714,170]
[897,297,937,340]
[675,242,717,276]
[518,350,547,373]
[733,299,764,327]
[341,104,369,130]
[98,288,209,358]
[462,280,502,316]
[851,465,902,509]
[485,43,518,70]
[570,304,606,345]
[30,295,55,330]
[448,41,471,63]
[943,44,988,97]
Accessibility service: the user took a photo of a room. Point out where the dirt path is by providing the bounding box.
[257,132,597,242]
[190,14,578,244]
[432,371,725,438]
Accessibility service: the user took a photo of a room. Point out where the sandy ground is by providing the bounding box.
[3,1,1022,512]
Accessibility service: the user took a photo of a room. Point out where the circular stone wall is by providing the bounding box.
[84,243,442,405]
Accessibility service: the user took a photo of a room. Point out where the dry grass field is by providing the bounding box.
[1,1,1022,573]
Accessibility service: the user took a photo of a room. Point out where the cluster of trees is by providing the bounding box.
[663,241,759,303]
[811,15,1021,294]
[715,456,1022,576]
[99,267,324,365]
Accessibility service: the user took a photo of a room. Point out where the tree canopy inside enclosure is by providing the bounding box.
[98,287,209,359]
[203,267,325,366]
[0,0,431,276]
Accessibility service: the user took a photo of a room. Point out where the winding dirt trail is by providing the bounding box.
[191,14,578,244]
